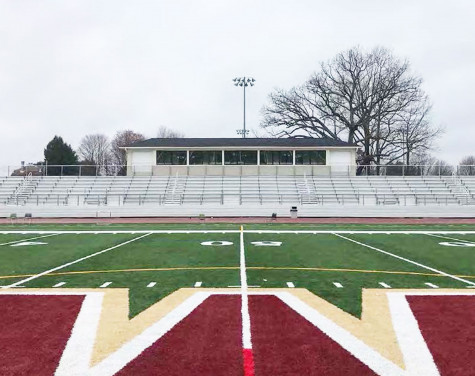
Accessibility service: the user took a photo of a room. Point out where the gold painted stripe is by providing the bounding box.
[247,266,472,278]
[0,266,474,279]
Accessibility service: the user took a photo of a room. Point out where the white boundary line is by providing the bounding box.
[1,233,152,289]
[0,233,61,246]
[240,226,252,350]
[425,233,475,244]
[334,233,475,287]
[0,230,475,235]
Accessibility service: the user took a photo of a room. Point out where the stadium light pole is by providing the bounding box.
[233,77,255,138]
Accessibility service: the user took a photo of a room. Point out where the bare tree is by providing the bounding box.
[78,134,110,166]
[157,126,185,138]
[110,130,145,174]
[261,47,440,165]
[459,155,475,175]
[390,99,443,165]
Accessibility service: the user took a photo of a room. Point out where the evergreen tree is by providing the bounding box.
[44,136,78,175]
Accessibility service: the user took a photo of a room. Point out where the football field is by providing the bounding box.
[1,223,475,317]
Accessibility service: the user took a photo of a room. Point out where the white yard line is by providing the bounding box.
[425,233,475,244]
[194,281,202,287]
[1,233,152,289]
[424,283,439,289]
[0,230,241,234]
[53,282,66,288]
[1,230,475,235]
[100,282,112,288]
[379,282,391,288]
[244,230,475,234]
[286,282,295,288]
[147,282,156,288]
[240,226,252,350]
[0,233,61,246]
[333,282,344,288]
[334,233,475,287]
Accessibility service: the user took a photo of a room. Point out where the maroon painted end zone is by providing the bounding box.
[249,295,376,376]
[0,294,85,376]
[407,295,475,376]
[117,295,243,376]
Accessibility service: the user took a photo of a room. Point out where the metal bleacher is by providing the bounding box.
[1,174,474,216]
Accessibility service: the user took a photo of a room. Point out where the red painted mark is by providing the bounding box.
[243,348,255,376]
[249,295,376,376]
[0,294,85,376]
[117,295,243,376]
[407,295,475,376]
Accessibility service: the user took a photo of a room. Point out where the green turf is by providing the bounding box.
[245,233,423,272]
[61,233,240,272]
[0,233,136,276]
[347,233,475,276]
[1,224,474,319]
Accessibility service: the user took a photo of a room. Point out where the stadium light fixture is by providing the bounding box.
[233,76,255,138]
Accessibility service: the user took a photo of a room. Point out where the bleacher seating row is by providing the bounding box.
[1,175,475,208]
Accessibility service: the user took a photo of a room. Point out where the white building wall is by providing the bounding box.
[126,147,357,176]
[127,150,155,175]
[328,149,356,175]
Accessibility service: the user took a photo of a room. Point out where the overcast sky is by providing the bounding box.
[1,0,474,170]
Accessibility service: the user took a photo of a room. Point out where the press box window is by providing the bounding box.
[260,150,293,165]
[295,150,326,165]
[224,150,258,165]
[189,151,222,165]
[156,151,187,165]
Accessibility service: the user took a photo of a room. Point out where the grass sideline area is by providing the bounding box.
[1,223,474,317]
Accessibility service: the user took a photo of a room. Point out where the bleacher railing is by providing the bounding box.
[1,193,469,207]
[2,164,475,177]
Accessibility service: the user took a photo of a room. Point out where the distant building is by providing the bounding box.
[10,162,44,176]
[122,138,358,176]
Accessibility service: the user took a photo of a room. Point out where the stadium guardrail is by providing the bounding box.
[2,164,475,177]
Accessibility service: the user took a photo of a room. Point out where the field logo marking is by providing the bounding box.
[2,288,474,375]
[438,241,475,247]
[251,241,282,247]
[426,233,475,244]
[10,241,48,247]
[334,233,475,287]
[200,241,233,246]
[0,233,60,247]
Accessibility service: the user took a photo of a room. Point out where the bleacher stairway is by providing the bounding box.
[1,174,475,217]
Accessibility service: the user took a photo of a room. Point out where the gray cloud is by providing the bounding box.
[1,0,474,170]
